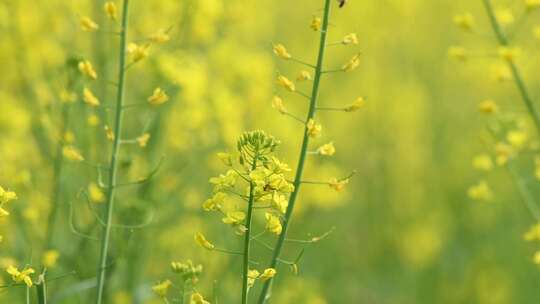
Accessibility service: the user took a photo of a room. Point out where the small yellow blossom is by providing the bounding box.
[273,44,291,59]
[0,186,17,204]
[190,292,210,304]
[498,46,519,62]
[277,75,295,92]
[247,269,260,287]
[89,183,105,203]
[306,119,322,138]
[194,232,214,250]
[104,125,115,141]
[317,142,336,156]
[310,16,321,31]
[448,46,467,61]
[524,223,540,241]
[478,99,498,114]
[202,192,226,211]
[453,13,475,31]
[495,8,514,26]
[272,96,286,114]
[127,43,149,62]
[342,53,361,72]
[342,33,359,45]
[495,142,512,165]
[150,29,170,43]
[493,65,511,82]
[222,211,246,225]
[83,87,100,107]
[297,70,312,81]
[147,87,169,105]
[78,60,97,80]
[152,280,172,298]
[260,268,276,281]
[506,130,527,150]
[329,177,349,192]
[80,16,99,32]
[467,180,493,201]
[137,133,151,147]
[6,266,34,287]
[209,170,237,191]
[88,114,100,127]
[217,152,233,166]
[265,213,282,235]
[271,193,288,214]
[62,146,84,162]
[104,2,118,20]
[64,131,75,144]
[345,97,365,112]
[472,154,493,171]
[42,250,60,268]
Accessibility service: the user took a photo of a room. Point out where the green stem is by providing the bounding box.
[36,276,47,304]
[95,0,130,303]
[507,161,540,222]
[241,156,259,304]
[257,0,331,302]
[482,0,540,135]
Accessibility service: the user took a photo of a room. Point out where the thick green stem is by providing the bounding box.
[36,275,47,304]
[482,0,540,134]
[241,157,259,304]
[257,0,331,302]
[95,0,130,303]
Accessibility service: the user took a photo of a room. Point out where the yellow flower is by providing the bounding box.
[6,265,34,287]
[498,46,520,62]
[137,133,151,148]
[345,97,365,112]
[507,130,527,150]
[273,43,291,59]
[190,292,210,304]
[342,33,358,45]
[203,192,226,211]
[104,125,115,141]
[272,96,286,114]
[80,16,99,32]
[493,65,511,82]
[524,223,540,241]
[83,87,100,107]
[0,207,9,217]
[0,186,17,204]
[152,280,172,298]
[209,170,237,191]
[495,8,514,26]
[306,119,322,138]
[259,268,276,281]
[467,180,493,201]
[217,152,233,166]
[150,29,171,43]
[247,269,260,287]
[277,75,295,92]
[329,177,349,192]
[478,99,498,114]
[89,183,106,203]
[88,114,100,127]
[222,211,246,225]
[495,142,512,165]
[453,13,475,31]
[296,70,312,81]
[194,232,214,250]
[310,16,321,31]
[342,53,361,72]
[147,87,169,105]
[127,43,150,62]
[42,250,60,268]
[317,142,336,156]
[78,60,98,80]
[448,46,467,61]
[265,213,282,235]
[526,0,540,11]
[472,154,493,171]
[271,193,288,214]
[62,146,84,162]
[104,2,118,20]
[64,131,75,144]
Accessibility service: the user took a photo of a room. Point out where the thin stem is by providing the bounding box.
[290,57,316,68]
[36,275,47,304]
[507,161,540,222]
[257,0,332,302]
[241,155,259,304]
[482,0,540,135]
[95,1,130,303]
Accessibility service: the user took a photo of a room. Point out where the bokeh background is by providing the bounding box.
[1,0,540,303]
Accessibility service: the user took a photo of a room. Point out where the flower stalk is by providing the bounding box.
[241,156,259,304]
[257,0,332,302]
[95,0,130,303]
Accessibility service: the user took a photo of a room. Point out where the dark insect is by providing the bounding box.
[264,184,277,192]
[338,0,346,8]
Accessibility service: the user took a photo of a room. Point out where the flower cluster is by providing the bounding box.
[0,186,17,243]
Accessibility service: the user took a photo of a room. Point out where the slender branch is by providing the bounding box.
[257,0,332,302]
[95,1,130,303]
[241,155,259,304]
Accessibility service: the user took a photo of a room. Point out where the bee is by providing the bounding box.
[338,0,346,8]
